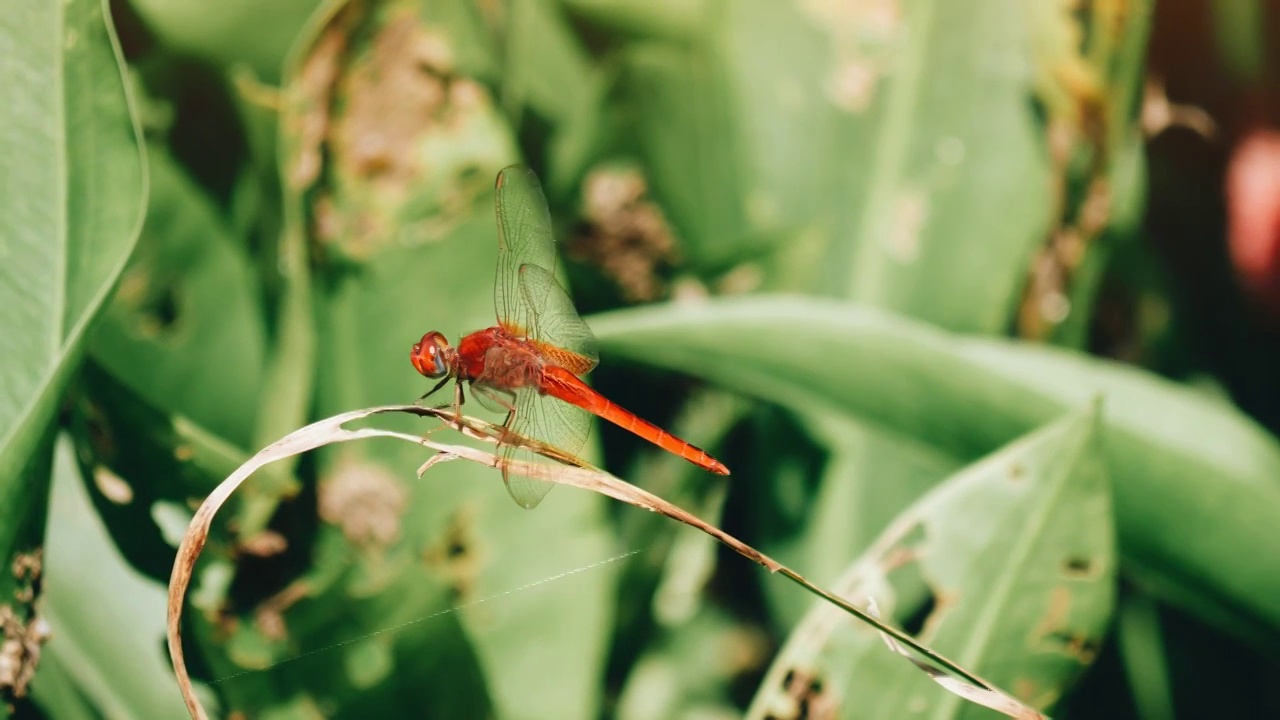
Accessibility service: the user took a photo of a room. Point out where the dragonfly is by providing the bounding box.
[410,164,730,509]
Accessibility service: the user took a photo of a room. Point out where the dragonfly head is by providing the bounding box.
[410,331,455,378]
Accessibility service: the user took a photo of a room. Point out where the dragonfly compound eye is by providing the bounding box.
[411,331,455,378]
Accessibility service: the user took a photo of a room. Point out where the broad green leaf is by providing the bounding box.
[500,0,606,197]
[590,296,1280,644]
[620,0,1062,334]
[0,0,146,515]
[621,41,757,270]
[91,148,267,447]
[0,0,145,693]
[807,0,1050,332]
[748,406,1114,718]
[31,437,191,720]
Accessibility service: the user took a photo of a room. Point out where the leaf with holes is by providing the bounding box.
[90,149,267,447]
[748,404,1114,719]
[591,296,1280,644]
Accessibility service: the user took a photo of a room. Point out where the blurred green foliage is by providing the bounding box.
[3,0,1280,718]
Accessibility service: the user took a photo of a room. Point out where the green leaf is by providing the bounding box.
[31,437,192,719]
[0,0,146,694]
[68,362,247,581]
[562,0,709,42]
[500,0,606,196]
[616,605,760,720]
[621,41,756,270]
[590,296,1280,644]
[748,405,1114,718]
[1116,591,1175,720]
[621,0,1058,333]
[754,409,961,630]
[91,148,267,447]
[128,0,324,81]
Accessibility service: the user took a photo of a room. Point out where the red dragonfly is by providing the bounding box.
[411,165,730,509]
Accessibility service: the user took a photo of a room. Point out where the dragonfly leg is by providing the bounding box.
[451,380,466,430]
[416,375,451,404]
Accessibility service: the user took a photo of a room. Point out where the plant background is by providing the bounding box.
[3,0,1280,718]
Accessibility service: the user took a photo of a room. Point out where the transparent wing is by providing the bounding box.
[494,165,556,339]
[493,166,599,373]
[498,385,592,510]
[519,264,599,374]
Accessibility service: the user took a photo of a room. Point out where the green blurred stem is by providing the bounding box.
[1117,590,1175,720]
[240,226,312,535]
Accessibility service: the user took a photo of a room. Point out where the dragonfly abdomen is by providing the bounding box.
[540,367,730,476]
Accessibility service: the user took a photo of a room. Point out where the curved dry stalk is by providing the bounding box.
[166,404,1044,720]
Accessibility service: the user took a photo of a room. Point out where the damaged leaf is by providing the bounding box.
[287,0,517,262]
[89,148,267,448]
[591,297,1280,644]
[748,404,1113,719]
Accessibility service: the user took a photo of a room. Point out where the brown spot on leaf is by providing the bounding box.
[798,0,902,113]
[1030,586,1097,662]
[1013,677,1043,704]
[1050,630,1100,664]
[318,462,406,548]
[567,167,679,302]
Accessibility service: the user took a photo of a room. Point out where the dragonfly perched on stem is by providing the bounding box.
[411,165,730,509]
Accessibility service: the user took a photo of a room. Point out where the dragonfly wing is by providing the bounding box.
[519,263,599,373]
[499,385,592,510]
[494,165,557,338]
